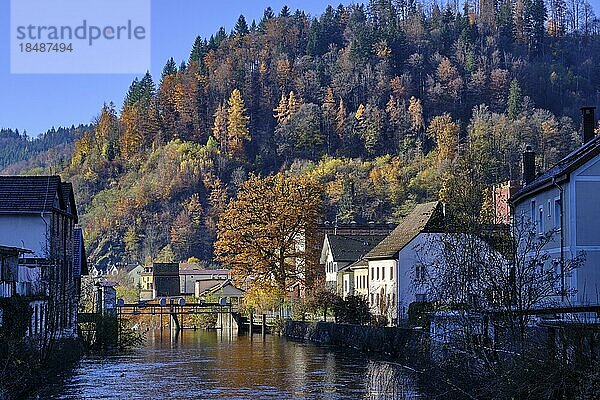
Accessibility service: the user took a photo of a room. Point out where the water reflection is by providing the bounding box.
[41,330,423,399]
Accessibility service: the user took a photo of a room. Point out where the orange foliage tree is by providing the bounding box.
[214,173,322,295]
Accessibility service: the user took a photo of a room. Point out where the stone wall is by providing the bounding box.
[284,320,426,358]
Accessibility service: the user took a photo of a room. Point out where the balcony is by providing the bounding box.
[0,281,13,298]
[16,282,47,297]
[0,281,47,298]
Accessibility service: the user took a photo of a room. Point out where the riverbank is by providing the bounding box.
[284,320,426,358]
[1,338,83,400]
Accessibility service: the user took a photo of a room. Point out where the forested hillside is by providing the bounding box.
[10,0,600,267]
[0,125,88,173]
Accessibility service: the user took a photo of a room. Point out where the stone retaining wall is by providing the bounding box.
[284,320,427,358]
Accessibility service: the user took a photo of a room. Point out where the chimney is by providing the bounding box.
[581,106,596,144]
[523,145,536,185]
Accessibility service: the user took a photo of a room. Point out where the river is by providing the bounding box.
[39,329,424,399]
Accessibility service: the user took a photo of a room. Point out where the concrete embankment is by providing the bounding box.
[284,320,426,357]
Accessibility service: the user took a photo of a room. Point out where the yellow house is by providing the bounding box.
[139,265,154,301]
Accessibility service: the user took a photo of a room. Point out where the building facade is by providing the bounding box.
[364,202,444,324]
[0,176,86,339]
[320,234,385,294]
[511,107,600,307]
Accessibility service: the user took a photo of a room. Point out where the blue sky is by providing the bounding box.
[0,0,348,136]
[1,0,599,136]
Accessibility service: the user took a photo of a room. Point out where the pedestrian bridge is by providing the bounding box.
[116,300,236,331]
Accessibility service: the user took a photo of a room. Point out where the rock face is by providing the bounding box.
[284,320,427,358]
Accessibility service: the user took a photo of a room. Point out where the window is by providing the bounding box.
[539,206,544,234]
[382,266,385,280]
[376,267,379,280]
[390,266,394,280]
[371,267,374,279]
[415,264,426,282]
[370,293,374,304]
[531,200,536,228]
[344,280,348,292]
[554,198,561,229]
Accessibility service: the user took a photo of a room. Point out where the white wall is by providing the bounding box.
[396,233,443,319]
[367,258,397,321]
[324,251,337,284]
[342,271,353,298]
[0,214,49,257]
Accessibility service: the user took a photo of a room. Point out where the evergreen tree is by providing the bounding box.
[523,0,547,51]
[280,5,291,17]
[138,72,155,108]
[259,7,275,31]
[124,78,141,108]
[189,36,207,63]
[161,57,178,80]
[507,79,523,119]
[234,15,249,37]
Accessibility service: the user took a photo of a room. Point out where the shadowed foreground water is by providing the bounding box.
[41,329,423,399]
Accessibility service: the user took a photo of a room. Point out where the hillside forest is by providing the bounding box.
[3,0,600,269]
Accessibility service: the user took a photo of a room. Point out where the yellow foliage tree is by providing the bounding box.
[427,114,460,165]
[212,103,228,154]
[226,89,250,159]
[273,92,289,123]
[408,96,424,133]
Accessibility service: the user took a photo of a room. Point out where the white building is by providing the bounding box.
[180,267,230,297]
[0,176,86,339]
[320,234,385,294]
[364,202,445,324]
[511,107,600,307]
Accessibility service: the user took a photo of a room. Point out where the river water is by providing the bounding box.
[40,329,424,399]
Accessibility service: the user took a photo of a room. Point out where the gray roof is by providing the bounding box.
[0,176,78,222]
[201,279,245,296]
[0,245,32,255]
[365,202,442,260]
[511,135,600,203]
[326,234,386,262]
[339,258,368,272]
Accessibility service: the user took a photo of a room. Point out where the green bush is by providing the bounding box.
[333,295,372,325]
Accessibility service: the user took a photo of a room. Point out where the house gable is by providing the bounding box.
[577,157,600,176]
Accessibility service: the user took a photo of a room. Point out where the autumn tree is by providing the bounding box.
[226,89,250,159]
[275,103,324,159]
[214,174,322,295]
[427,114,460,165]
[273,93,289,123]
[212,103,228,155]
[407,96,424,135]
